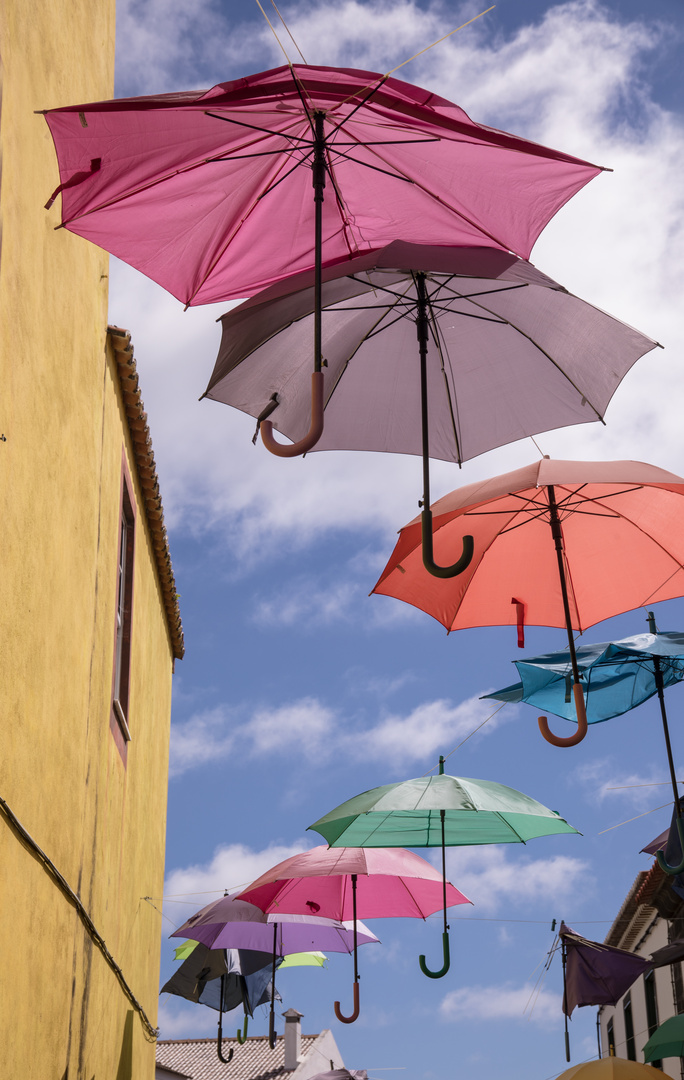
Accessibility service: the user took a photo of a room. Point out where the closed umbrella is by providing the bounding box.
[238,844,470,1021]
[42,65,602,456]
[373,459,684,745]
[308,755,577,979]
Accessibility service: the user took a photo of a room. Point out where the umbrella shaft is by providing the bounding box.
[416,273,431,509]
[313,111,326,375]
[547,486,581,684]
[654,657,681,815]
[440,808,448,937]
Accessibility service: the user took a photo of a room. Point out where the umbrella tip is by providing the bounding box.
[438,755,445,774]
[647,610,658,634]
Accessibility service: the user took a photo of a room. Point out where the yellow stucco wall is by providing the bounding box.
[0,3,176,1078]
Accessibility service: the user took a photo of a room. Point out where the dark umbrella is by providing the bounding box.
[161,943,281,1063]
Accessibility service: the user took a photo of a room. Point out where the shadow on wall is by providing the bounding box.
[116,1011,134,1080]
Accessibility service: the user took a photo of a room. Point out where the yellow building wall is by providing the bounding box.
[0,3,177,1078]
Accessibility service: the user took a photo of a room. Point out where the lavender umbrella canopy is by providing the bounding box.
[204,242,658,465]
[170,894,380,953]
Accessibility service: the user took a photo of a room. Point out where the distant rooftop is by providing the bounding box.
[156,1033,321,1080]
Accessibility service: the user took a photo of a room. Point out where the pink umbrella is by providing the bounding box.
[238,845,470,1023]
[373,459,684,746]
[42,64,603,454]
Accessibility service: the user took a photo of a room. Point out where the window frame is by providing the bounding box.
[110,457,136,759]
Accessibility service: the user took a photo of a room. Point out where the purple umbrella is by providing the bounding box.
[171,895,379,1048]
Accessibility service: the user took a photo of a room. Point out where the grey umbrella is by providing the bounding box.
[204,242,658,579]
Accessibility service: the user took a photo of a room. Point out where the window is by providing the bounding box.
[606,1018,615,1058]
[112,466,135,747]
[644,971,662,1069]
[623,993,636,1061]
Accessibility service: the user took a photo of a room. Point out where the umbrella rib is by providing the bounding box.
[426,287,606,420]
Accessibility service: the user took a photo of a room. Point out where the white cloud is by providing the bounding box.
[440,982,562,1026]
[446,846,591,913]
[573,758,670,807]
[163,840,309,922]
[157,997,219,1039]
[347,695,513,768]
[169,705,237,777]
[169,691,512,777]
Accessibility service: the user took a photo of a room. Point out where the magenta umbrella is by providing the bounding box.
[42,64,603,455]
[238,845,470,1023]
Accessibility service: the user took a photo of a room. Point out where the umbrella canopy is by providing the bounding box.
[485,630,684,723]
[309,756,577,980]
[559,923,651,1017]
[206,242,657,465]
[278,951,327,969]
[42,65,602,306]
[643,1015,684,1062]
[161,942,280,1015]
[373,458,684,745]
[237,845,470,919]
[171,894,380,954]
[556,1061,665,1080]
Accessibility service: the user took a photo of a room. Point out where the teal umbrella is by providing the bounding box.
[309,756,578,978]
[643,1015,684,1062]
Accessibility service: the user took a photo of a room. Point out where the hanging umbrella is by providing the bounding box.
[308,755,578,979]
[238,844,470,1022]
[278,951,328,968]
[42,65,602,456]
[205,242,657,576]
[160,942,281,1063]
[485,615,684,874]
[171,894,379,1047]
[373,458,684,745]
[643,1014,684,1062]
[557,922,652,1061]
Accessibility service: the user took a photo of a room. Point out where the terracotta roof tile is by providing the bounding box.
[157,1033,320,1080]
[108,326,184,661]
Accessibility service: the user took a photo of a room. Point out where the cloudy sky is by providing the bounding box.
[104,0,684,1077]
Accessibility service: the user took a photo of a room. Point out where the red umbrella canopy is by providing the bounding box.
[237,845,471,921]
[42,64,603,305]
[373,458,684,635]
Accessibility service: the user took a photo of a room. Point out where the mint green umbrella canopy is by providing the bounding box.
[308,770,578,848]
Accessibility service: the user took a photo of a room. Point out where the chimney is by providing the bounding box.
[282,1008,303,1070]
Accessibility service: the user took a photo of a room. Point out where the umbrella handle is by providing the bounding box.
[421,510,474,579]
[334,981,360,1024]
[656,816,684,876]
[260,372,325,458]
[538,685,588,747]
[217,973,234,1063]
[237,1015,249,1044]
[268,1011,277,1050]
[419,931,451,979]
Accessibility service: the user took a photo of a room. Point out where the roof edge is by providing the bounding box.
[107,326,184,661]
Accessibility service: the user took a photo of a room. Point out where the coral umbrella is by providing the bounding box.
[205,243,657,577]
[42,64,603,455]
[373,459,684,746]
[238,844,471,1022]
[309,756,578,980]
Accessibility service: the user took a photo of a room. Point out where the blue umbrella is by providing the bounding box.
[485,613,684,875]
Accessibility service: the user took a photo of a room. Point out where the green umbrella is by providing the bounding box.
[643,1015,684,1062]
[309,755,578,978]
[278,951,327,969]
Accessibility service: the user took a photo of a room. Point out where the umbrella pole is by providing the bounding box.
[419,758,451,978]
[561,936,571,1062]
[217,973,234,1064]
[646,615,684,875]
[334,873,361,1022]
[269,922,278,1049]
[416,273,473,579]
[260,111,326,458]
[537,485,588,747]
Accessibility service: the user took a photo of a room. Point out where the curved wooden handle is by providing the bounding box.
[260,372,324,458]
[334,981,360,1024]
[538,684,588,747]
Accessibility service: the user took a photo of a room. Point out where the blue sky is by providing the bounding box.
[107,1,684,1077]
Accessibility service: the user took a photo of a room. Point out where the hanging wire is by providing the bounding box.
[598,800,673,834]
[420,701,509,777]
[385,7,496,76]
[252,0,292,62]
[269,0,307,62]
